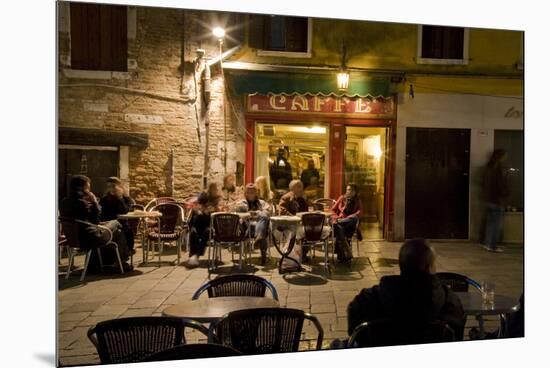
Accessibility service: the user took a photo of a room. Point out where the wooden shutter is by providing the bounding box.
[285,17,308,52]
[248,14,265,49]
[70,3,127,71]
[421,25,464,59]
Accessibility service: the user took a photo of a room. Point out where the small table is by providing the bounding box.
[118,210,162,265]
[456,292,519,337]
[162,296,280,323]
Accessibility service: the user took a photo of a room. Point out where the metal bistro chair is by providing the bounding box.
[87,317,209,364]
[301,212,332,274]
[436,272,482,292]
[208,212,248,273]
[146,203,185,265]
[208,308,324,354]
[59,217,125,281]
[348,319,456,348]
[140,343,242,362]
[192,274,279,300]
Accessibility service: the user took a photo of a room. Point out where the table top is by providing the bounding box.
[118,211,162,219]
[162,296,280,322]
[211,211,251,219]
[270,215,301,223]
[296,211,332,218]
[456,292,519,315]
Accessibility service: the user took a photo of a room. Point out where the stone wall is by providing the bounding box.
[58,4,245,204]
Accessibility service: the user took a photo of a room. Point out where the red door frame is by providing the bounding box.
[245,114,397,240]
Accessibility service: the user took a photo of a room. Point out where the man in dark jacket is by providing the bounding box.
[347,239,466,340]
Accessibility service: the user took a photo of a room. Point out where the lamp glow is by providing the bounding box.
[213,27,226,39]
[337,69,350,91]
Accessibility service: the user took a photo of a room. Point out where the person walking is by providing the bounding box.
[482,149,509,253]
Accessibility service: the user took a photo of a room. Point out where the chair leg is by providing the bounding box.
[176,238,181,265]
[113,244,125,275]
[96,248,104,272]
[65,248,74,279]
[324,240,329,274]
[80,249,93,282]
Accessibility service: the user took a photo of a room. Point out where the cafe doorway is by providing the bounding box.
[344,126,388,240]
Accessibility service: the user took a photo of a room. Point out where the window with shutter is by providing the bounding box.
[249,14,309,54]
[70,3,128,72]
[420,25,465,60]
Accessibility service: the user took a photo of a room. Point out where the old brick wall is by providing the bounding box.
[58,4,245,204]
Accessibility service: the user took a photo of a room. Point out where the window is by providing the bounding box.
[494,130,524,211]
[70,3,128,72]
[417,25,469,64]
[249,15,311,57]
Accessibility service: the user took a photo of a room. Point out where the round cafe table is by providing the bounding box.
[456,292,519,338]
[118,210,162,265]
[162,296,280,323]
[270,216,302,274]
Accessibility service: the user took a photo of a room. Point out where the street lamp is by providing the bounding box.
[337,68,350,91]
[213,27,226,43]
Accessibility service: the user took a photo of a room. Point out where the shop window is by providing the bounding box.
[70,3,128,72]
[494,130,524,212]
[417,25,468,64]
[249,15,310,56]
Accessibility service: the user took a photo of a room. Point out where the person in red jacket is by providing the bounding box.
[332,183,363,262]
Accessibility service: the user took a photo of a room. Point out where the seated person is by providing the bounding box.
[99,177,136,254]
[234,183,273,265]
[59,175,132,272]
[278,180,309,215]
[255,175,275,205]
[332,183,363,263]
[347,239,466,341]
[221,172,243,210]
[186,182,224,268]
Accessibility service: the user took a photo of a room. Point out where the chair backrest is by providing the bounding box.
[87,317,208,364]
[436,272,481,292]
[131,204,145,211]
[192,274,279,300]
[209,308,323,354]
[145,197,176,211]
[151,203,183,234]
[211,213,242,242]
[59,217,81,249]
[349,319,456,348]
[140,343,241,362]
[301,213,326,242]
[313,198,336,210]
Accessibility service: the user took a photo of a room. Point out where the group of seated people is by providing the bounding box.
[59,175,136,272]
[185,173,364,268]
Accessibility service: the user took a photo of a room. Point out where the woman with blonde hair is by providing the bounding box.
[254,175,274,204]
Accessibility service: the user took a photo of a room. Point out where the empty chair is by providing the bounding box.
[348,319,456,348]
[436,272,482,292]
[208,212,248,273]
[208,308,323,354]
[301,212,332,273]
[87,317,209,364]
[59,217,125,281]
[140,343,241,362]
[192,274,279,300]
[146,203,185,265]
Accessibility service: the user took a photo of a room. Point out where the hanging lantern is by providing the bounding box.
[337,68,350,91]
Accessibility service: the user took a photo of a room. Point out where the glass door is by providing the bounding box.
[344,127,388,240]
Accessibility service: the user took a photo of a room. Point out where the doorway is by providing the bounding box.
[405,128,470,239]
[344,126,388,240]
[58,146,120,202]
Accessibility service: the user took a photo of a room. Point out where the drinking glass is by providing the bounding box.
[481,282,495,305]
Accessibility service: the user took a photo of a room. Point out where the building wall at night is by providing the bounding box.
[57,3,246,203]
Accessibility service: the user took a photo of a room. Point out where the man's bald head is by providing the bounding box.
[398,238,436,275]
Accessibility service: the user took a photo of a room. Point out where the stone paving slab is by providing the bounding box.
[58,240,523,366]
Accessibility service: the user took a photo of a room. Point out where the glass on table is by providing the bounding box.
[481,282,496,306]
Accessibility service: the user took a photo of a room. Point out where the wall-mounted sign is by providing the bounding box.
[504,106,524,119]
[247,93,395,118]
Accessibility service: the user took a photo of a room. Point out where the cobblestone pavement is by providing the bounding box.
[58,240,524,366]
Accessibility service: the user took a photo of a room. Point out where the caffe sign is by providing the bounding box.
[247,92,395,118]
